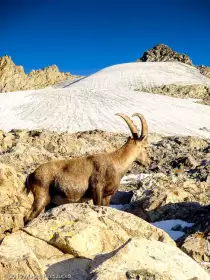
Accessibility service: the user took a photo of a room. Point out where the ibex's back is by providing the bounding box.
[29,157,94,202]
[25,113,150,223]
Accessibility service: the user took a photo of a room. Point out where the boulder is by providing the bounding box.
[0,236,47,280]
[89,238,210,280]
[23,203,175,259]
[2,232,90,280]
[0,164,32,239]
[181,233,210,263]
[2,230,65,260]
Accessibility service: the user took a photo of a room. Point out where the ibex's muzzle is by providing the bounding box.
[136,157,150,168]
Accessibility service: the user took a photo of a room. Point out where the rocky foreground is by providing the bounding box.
[0,129,210,279]
[0,55,78,92]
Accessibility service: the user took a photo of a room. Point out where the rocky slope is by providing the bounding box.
[0,55,78,92]
[0,129,210,277]
[136,84,210,106]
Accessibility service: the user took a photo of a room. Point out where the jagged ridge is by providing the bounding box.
[0,55,78,92]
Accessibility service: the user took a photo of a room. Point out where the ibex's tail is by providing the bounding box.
[24,174,32,195]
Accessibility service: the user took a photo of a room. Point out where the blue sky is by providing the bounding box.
[1,0,210,75]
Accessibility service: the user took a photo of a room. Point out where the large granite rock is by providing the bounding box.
[2,230,91,280]
[0,236,47,280]
[89,238,210,280]
[3,229,209,279]
[0,164,32,239]
[181,233,210,263]
[2,230,65,260]
[23,204,175,259]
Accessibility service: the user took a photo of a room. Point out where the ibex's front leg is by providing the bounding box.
[90,164,118,206]
[92,184,111,206]
[92,184,103,205]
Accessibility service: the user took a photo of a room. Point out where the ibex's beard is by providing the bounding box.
[135,159,150,168]
[135,160,145,167]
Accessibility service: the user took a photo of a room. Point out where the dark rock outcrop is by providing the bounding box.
[197,65,210,79]
[137,44,192,65]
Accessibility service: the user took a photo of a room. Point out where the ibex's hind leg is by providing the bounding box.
[25,188,50,224]
[102,195,111,206]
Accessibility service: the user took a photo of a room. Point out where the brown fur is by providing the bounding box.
[25,114,150,223]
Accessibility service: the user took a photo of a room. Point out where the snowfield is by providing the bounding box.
[152,220,194,241]
[0,62,210,137]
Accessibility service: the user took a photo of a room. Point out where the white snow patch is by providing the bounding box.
[0,62,210,137]
[201,262,210,266]
[120,174,150,184]
[110,204,125,210]
[152,219,194,240]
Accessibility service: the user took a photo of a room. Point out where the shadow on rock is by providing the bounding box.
[45,257,91,280]
[88,238,132,279]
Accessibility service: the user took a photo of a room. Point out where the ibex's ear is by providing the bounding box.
[139,135,148,142]
[133,133,139,140]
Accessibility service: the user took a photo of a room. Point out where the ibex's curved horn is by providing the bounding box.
[116,113,138,138]
[132,113,148,139]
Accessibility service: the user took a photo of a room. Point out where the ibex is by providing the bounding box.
[25,113,150,223]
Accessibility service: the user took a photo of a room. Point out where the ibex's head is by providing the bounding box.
[116,113,150,168]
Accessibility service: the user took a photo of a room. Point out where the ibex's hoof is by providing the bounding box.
[23,216,31,226]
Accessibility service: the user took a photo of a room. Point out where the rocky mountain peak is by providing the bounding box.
[0,55,13,64]
[0,55,78,93]
[137,43,193,65]
[29,64,61,75]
